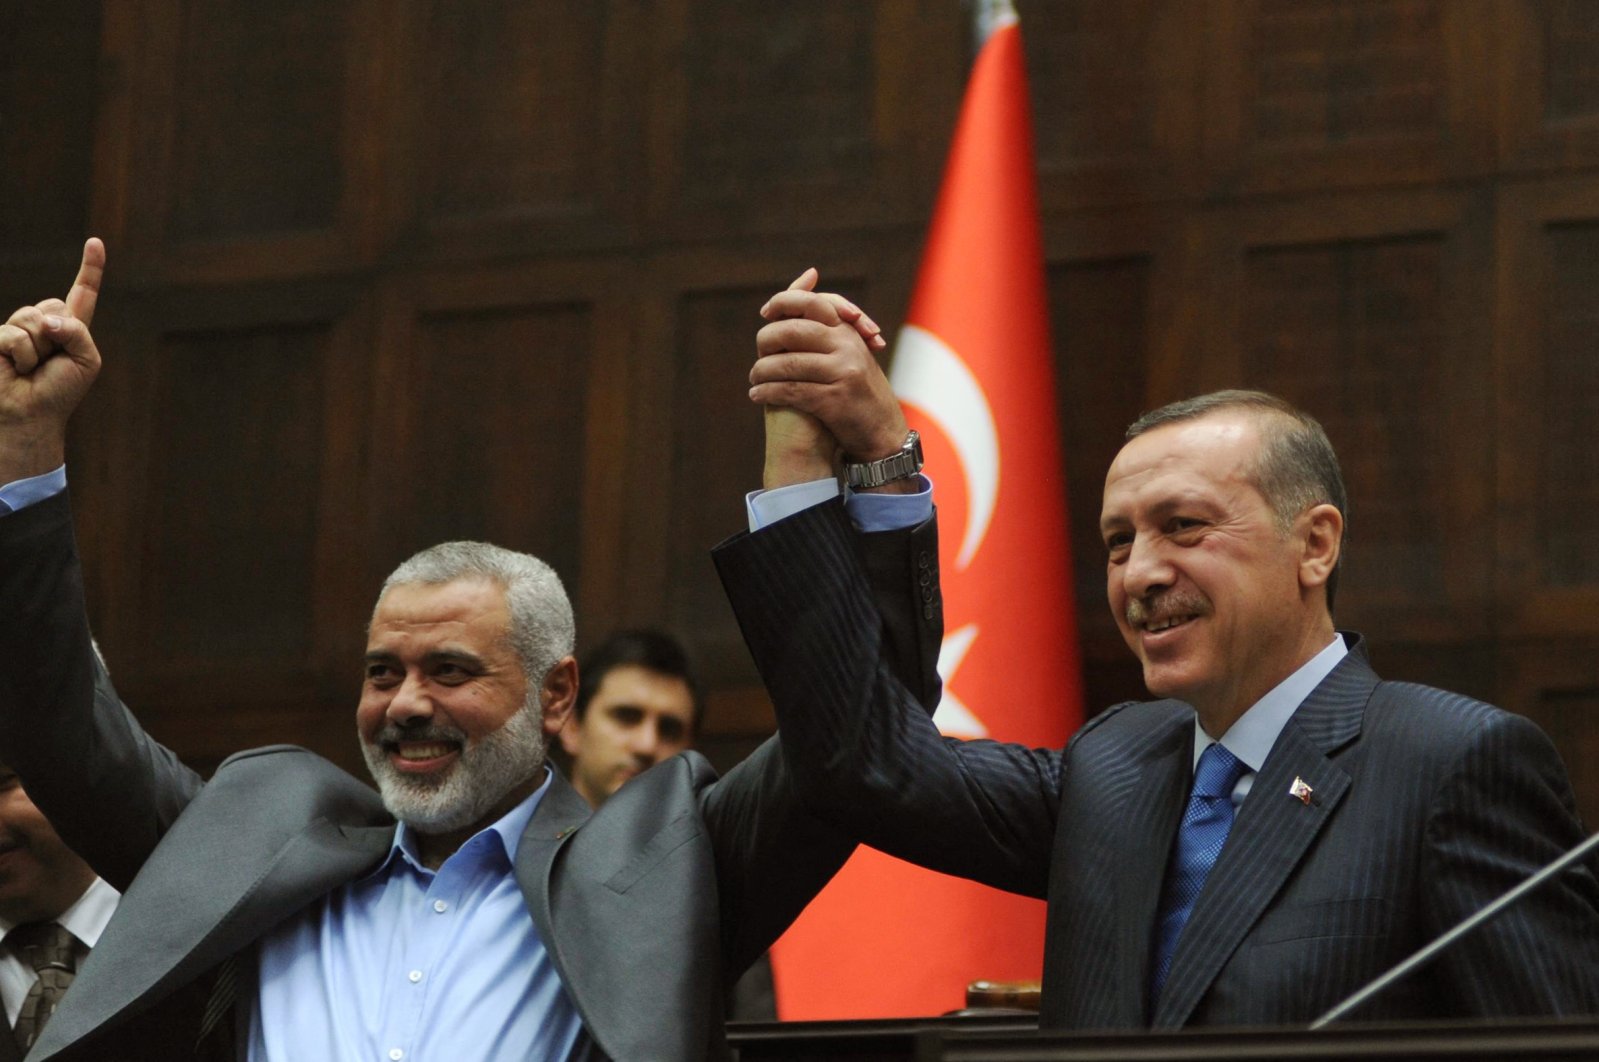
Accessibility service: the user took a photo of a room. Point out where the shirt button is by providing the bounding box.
[389,1050,404,1061]
[408,970,423,983]
[432,899,448,913]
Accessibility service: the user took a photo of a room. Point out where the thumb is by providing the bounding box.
[42,315,102,374]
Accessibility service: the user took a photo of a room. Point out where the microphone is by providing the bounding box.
[1310,829,1599,1028]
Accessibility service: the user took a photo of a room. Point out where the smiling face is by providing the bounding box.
[560,665,696,808]
[0,766,96,925]
[358,577,574,847]
[1100,411,1339,734]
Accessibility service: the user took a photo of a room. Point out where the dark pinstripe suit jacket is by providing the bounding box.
[715,499,1599,1029]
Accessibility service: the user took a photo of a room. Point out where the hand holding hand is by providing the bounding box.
[0,238,106,482]
[751,268,909,487]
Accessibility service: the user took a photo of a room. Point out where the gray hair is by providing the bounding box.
[1127,389,1348,610]
[378,541,575,684]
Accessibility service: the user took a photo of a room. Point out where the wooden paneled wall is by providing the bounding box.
[3,1,1599,823]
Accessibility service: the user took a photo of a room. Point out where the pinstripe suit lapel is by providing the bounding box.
[1151,647,1375,1027]
[1109,714,1192,1026]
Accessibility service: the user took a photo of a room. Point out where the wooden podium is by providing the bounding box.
[728,1016,1599,1062]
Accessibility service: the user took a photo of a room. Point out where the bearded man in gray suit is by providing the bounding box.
[0,245,937,1061]
[715,276,1599,1029]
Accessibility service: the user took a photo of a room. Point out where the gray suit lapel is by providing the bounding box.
[1109,716,1191,1026]
[518,761,723,1062]
[1152,650,1374,1027]
[513,769,590,950]
[33,819,393,1061]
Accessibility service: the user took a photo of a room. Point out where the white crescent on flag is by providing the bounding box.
[889,324,1000,571]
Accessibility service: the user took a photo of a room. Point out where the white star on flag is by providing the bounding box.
[931,623,987,738]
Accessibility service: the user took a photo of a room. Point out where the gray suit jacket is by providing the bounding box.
[715,499,1599,1028]
[0,491,941,1061]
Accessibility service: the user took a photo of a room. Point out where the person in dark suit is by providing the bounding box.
[0,763,118,1061]
[714,277,1599,1027]
[0,246,938,1061]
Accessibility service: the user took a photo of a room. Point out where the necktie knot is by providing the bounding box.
[1192,742,1245,800]
[7,922,76,975]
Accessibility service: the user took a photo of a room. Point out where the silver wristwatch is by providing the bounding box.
[844,430,924,489]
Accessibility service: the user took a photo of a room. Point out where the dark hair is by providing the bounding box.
[1127,389,1348,611]
[574,629,704,733]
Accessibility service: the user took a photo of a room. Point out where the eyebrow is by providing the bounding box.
[1101,495,1222,532]
[363,649,486,668]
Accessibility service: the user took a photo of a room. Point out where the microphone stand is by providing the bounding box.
[1310,829,1599,1029]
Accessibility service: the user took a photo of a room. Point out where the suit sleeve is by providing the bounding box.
[696,498,953,976]
[0,491,202,891]
[1422,708,1599,1016]
[713,498,1063,901]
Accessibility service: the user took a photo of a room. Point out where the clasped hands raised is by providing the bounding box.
[752,268,910,492]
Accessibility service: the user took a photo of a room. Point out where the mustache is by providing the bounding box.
[368,722,467,748]
[1125,590,1210,629]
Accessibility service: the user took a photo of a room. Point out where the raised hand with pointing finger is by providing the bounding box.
[0,238,106,484]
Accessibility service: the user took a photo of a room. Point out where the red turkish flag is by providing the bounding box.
[770,7,1084,1018]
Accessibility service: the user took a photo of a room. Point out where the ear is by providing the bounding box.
[539,655,579,738]
[1297,503,1343,592]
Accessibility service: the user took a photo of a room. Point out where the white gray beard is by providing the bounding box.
[362,702,547,834]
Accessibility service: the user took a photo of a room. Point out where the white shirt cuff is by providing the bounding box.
[746,478,841,532]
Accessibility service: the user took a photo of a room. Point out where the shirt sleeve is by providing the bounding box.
[0,465,67,514]
[746,475,933,533]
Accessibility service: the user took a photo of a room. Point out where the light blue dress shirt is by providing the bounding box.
[746,473,934,532]
[0,464,66,513]
[1193,634,1348,807]
[250,770,586,1062]
[0,468,588,1058]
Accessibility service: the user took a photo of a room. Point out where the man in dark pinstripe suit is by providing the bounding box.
[720,282,1599,1027]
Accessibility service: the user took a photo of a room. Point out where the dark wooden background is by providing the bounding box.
[4,0,1598,827]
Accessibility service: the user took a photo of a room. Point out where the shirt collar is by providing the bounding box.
[379,766,555,878]
[1192,634,1348,772]
[0,876,120,947]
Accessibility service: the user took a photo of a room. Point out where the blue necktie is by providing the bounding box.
[1150,742,1247,1004]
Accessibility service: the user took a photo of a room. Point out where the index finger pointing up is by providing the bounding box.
[65,237,106,326]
